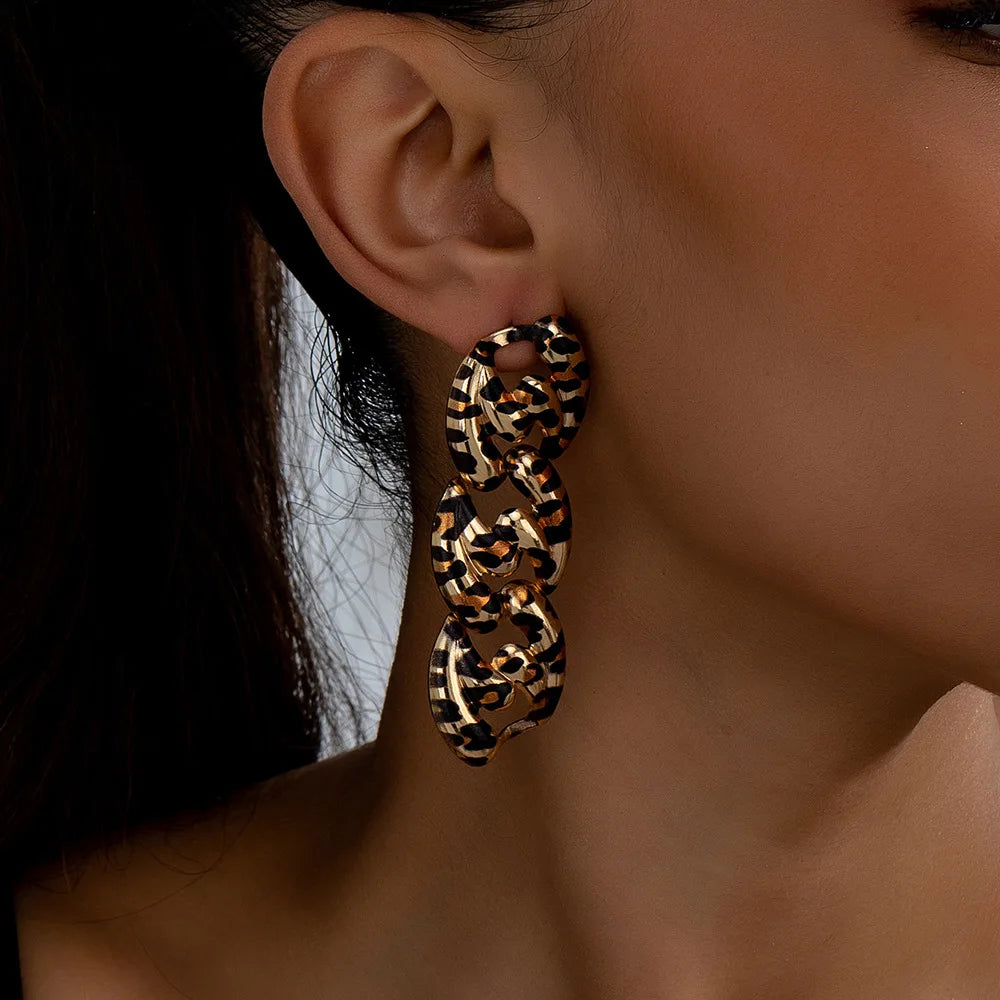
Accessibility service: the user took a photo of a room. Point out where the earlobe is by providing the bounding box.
[260,9,563,360]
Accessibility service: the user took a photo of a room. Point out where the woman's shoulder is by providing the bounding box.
[12,741,379,999]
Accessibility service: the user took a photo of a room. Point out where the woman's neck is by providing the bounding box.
[15,466,1000,999]
[346,441,1000,1000]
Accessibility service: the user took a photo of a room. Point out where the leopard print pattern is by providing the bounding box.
[431,444,570,632]
[428,315,590,766]
[445,315,590,492]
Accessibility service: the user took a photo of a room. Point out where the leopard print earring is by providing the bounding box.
[427,314,591,766]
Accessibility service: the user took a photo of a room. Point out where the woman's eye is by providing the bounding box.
[909,3,1000,65]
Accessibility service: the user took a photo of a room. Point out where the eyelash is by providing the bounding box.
[908,1,1000,58]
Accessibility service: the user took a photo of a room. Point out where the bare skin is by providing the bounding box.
[16,1,1000,996]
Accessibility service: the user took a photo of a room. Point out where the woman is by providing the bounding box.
[5,0,1000,994]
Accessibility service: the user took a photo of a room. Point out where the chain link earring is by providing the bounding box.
[427,314,591,766]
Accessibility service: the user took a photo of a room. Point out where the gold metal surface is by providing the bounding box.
[427,315,591,766]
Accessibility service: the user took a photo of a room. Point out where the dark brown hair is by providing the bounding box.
[0,0,562,876]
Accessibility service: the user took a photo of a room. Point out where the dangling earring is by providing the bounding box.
[427,314,591,766]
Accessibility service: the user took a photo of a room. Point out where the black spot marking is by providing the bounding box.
[534,498,563,518]
[548,336,579,355]
[527,687,562,721]
[431,698,462,723]
[460,720,498,752]
[479,375,508,403]
[544,521,572,546]
[451,450,479,475]
[538,630,565,664]
[456,647,492,681]
[499,655,525,676]
[465,681,513,714]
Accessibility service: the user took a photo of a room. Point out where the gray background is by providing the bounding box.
[281,269,406,751]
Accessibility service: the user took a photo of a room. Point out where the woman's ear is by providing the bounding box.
[261,8,564,358]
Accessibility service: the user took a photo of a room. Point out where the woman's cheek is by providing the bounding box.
[570,0,1000,678]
